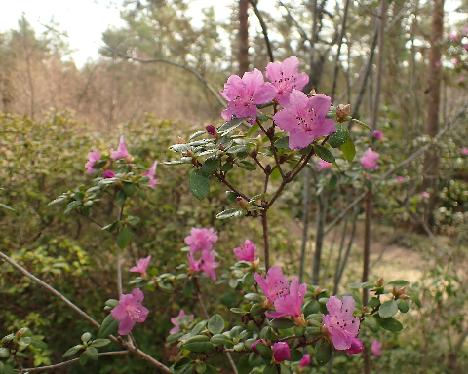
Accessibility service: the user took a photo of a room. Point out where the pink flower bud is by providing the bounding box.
[103,169,115,178]
[299,353,311,367]
[272,342,291,362]
[371,340,382,357]
[345,337,364,355]
[206,125,217,136]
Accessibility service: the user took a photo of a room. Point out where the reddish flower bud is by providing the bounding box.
[206,124,217,137]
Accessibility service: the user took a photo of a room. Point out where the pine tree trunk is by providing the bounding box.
[238,0,249,75]
[422,0,444,225]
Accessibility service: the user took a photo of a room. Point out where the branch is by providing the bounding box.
[278,1,311,44]
[248,0,274,62]
[0,250,100,328]
[325,106,467,233]
[19,351,129,373]
[119,53,225,107]
[0,250,172,373]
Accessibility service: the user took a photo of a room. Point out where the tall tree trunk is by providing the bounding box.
[423,0,444,225]
[238,0,250,74]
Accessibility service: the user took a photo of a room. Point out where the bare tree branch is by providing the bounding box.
[120,53,225,107]
[20,351,129,373]
[248,0,274,62]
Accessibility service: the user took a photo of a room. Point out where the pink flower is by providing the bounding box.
[85,150,101,174]
[371,340,382,357]
[323,295,360,351]
[188,249,218,281]
[360,148,379,170]
[233,240,256,262]
[265,56,309,105]
[372,130,383,141]
[421,191,430,199]
[254,266,290,304]
[395,176,406,184]
[143,161,158,188]
[111,136,131,160]
[449,31,459,42]
[461,147,468,156]
[451,57,459,66]
[221,69,276,124]
[170,310,193,334]
[345,337,364,355]
[299,353,311,367]
[272,342,291,363]
[266,279,307,319]
[111,288,149,335]
[184,228,218,253]
[130,255,151,276]
[273,90,335,149]
[318,159,333,170]
[103,169,115,178]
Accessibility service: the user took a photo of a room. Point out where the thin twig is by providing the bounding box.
[19,351,129,373]
[0,251,172,373]
[120,53,225,107]
[249,0,274,62]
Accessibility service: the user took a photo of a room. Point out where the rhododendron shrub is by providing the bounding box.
[0,57,414,373]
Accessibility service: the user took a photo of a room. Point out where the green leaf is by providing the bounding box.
[210,334,231,347]
[189,169,210,200]
[63,345,83,358]
[0,348,9,358]
[303,300,320,316]
[84,347,98,361]
[189,130,207,141]
[116,226,133,249]
[81,332,92,344]
[218,118,244,133]
[270,318,295,329]
[183,342,215,353]
[387,280,410,287]
[314,145,335,163]
[397,299,409,313]
[208,314,225,335]
[200,159,219,176]
[263,364,277,374]
[349,281,373,289]
[255,343,272,359]
[315,339,332,365]
[216,208,244,220]
[275,136,290,149]
[328,125,349,148]
[340,137,356,162]
[374,316,403,332]
[98,315,118,338]
[90,339,111,348]
[378,300,398,318]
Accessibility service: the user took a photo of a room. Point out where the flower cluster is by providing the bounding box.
[185,227,218,280]
[255,266,307,322]
[221,57,335,149]
[85,135,158,188]
[111,288,149,335]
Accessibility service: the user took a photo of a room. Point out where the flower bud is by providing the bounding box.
[336,104,351,123]
[206,124,217,137]
[272,341,291,363]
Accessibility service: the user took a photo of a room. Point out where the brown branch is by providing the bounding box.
[248,0,274,62]
[119,53,225,107]
[0,250,172,373]
[331,0,350,99]
[19,351,129,373]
